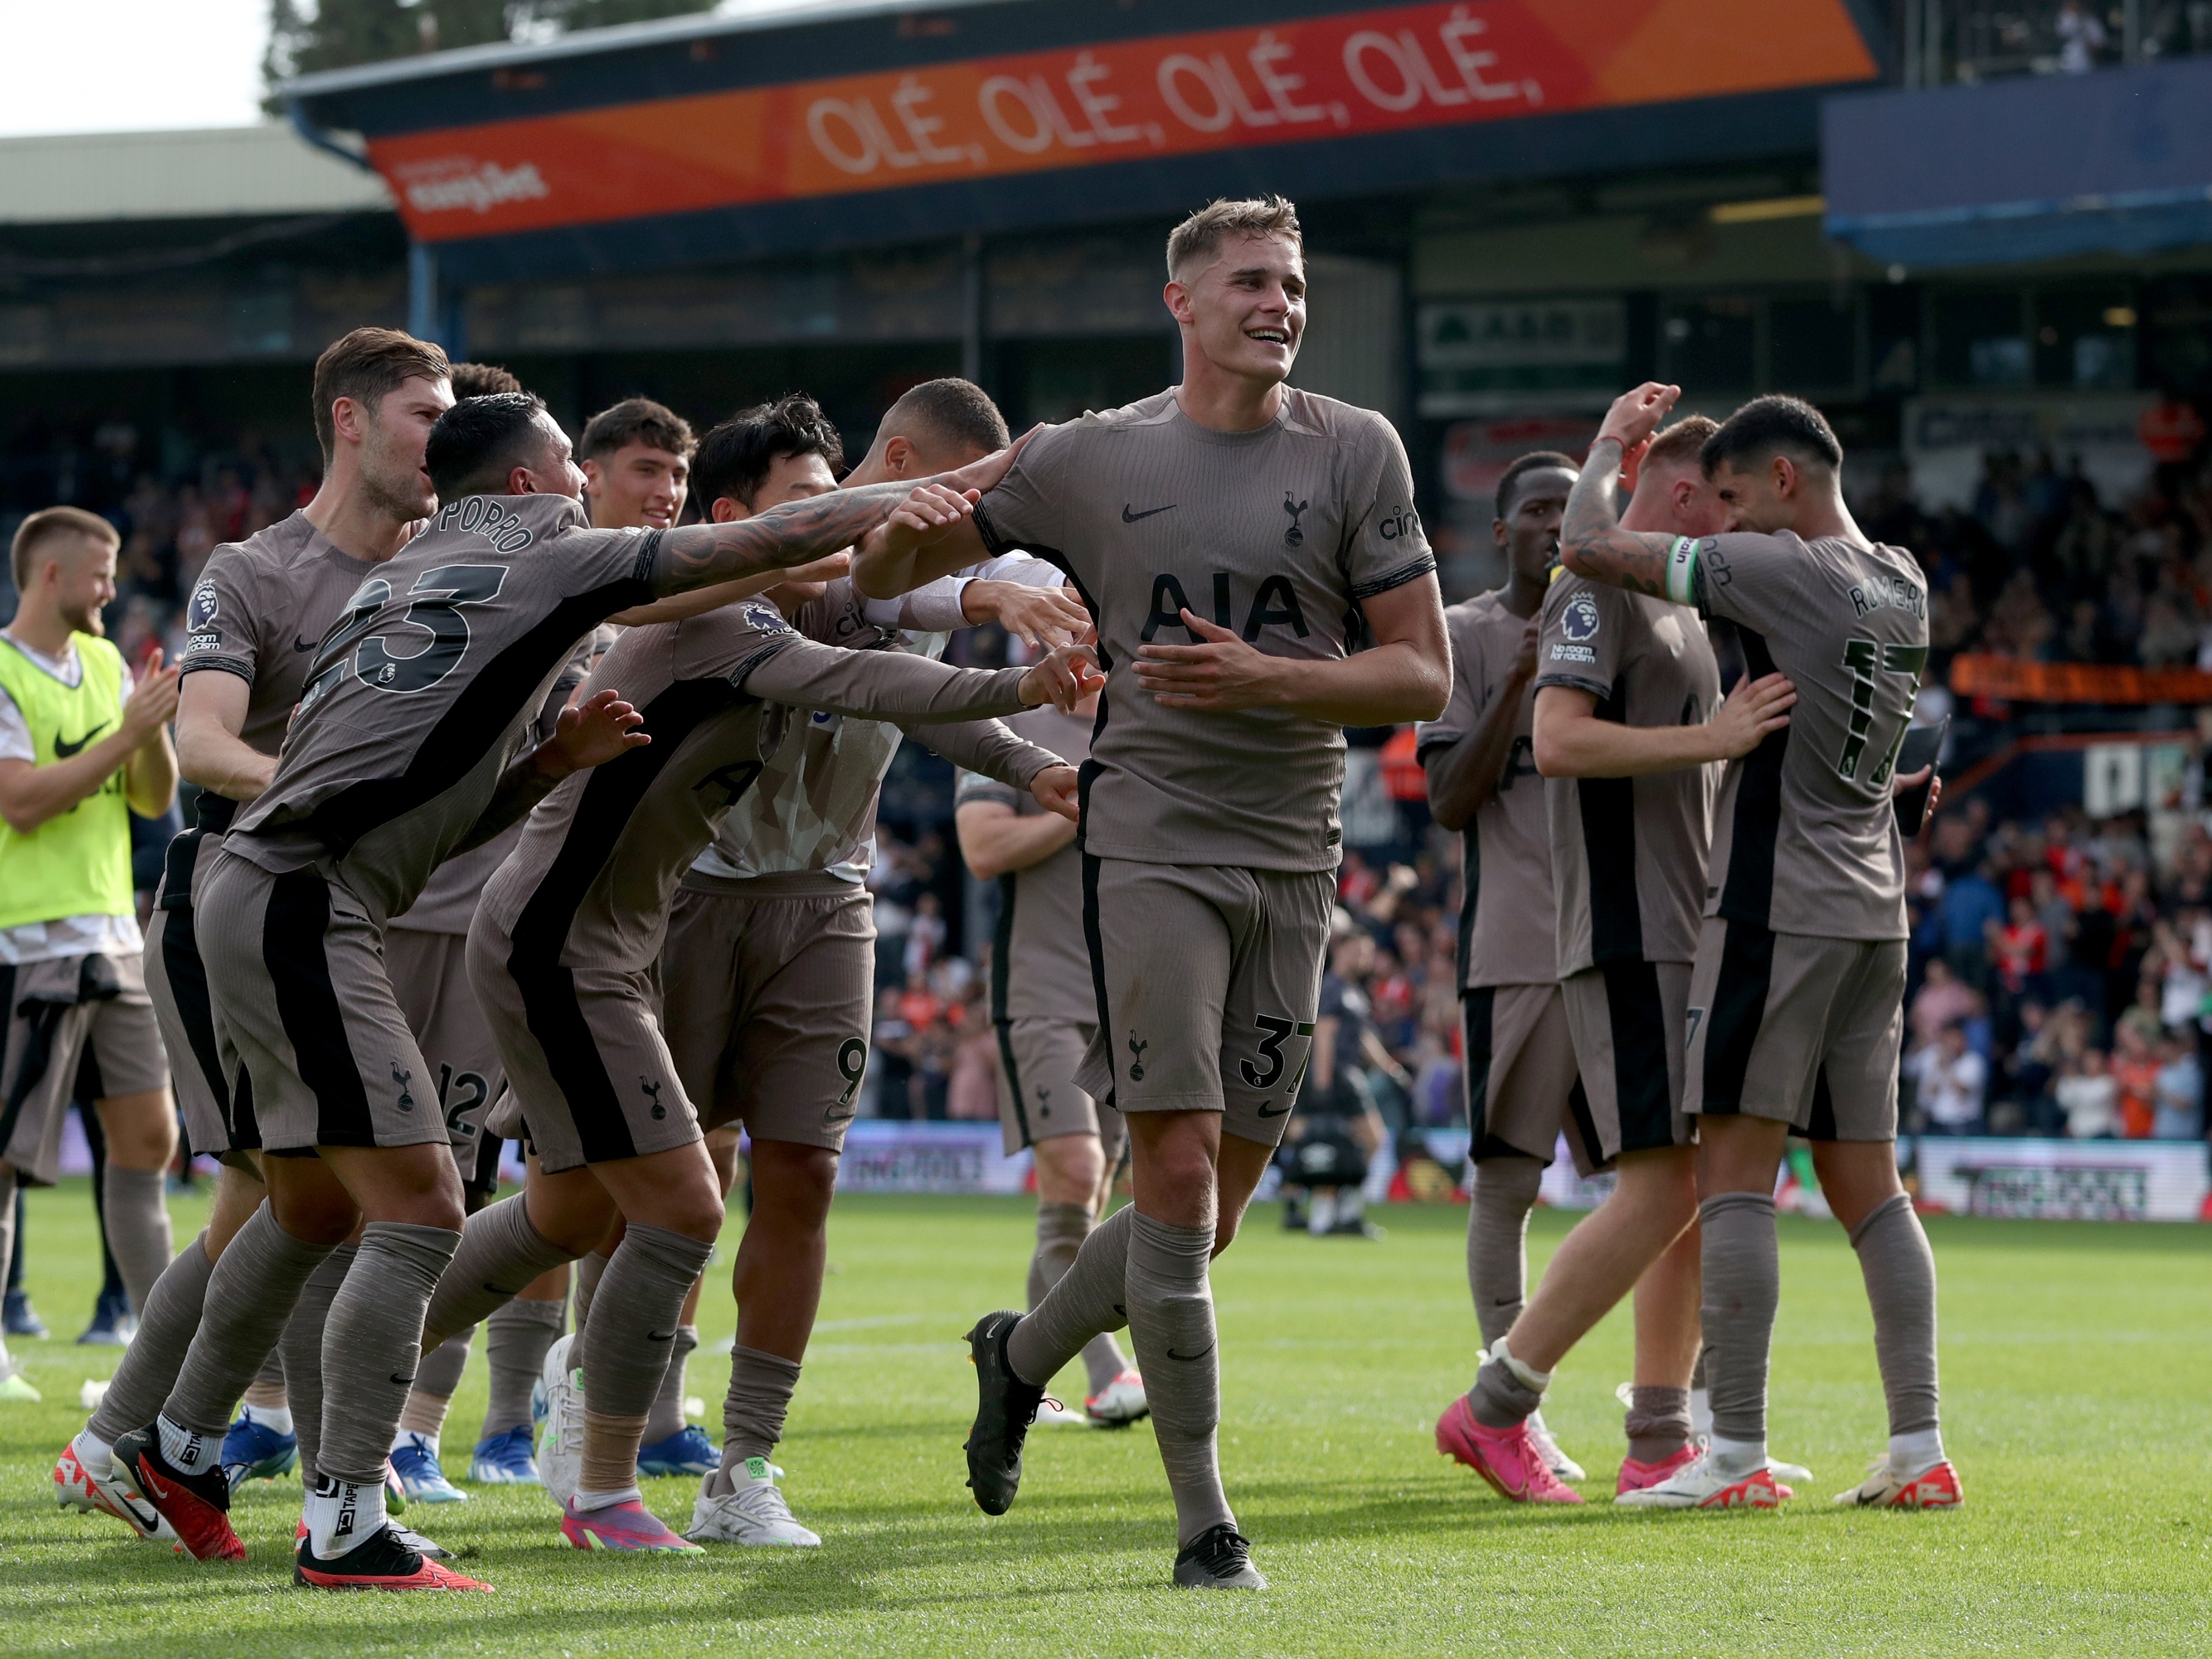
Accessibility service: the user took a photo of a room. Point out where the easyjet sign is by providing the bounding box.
[372,0,1875,241]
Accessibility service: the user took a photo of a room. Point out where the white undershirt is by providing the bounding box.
[0,631,144,965]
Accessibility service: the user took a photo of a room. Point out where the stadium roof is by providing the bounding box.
[284,0,1888,287]
[0,125,393,225]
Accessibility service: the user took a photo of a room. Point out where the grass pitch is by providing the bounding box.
[1,1180,2207,1657]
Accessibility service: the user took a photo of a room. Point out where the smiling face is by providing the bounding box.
[1167,232,1306,389]
[515,410,588,501]
[1711,451,1815,536]
[43,534,119,637]
[583,442,690,530]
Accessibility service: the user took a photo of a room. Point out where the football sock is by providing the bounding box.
[157,1411,221,1476]
[304,1472,385,1560]
[1306,1189,1337,1234]
[709,1343,802,1494]
[573,1248,611,1339]
[89,1229,216,1444]
[1699,1191,1779,1455]
[482,1296,565,1439]
[1848,1192,1944,1464]
[1624,1385,1693,1463]
[243,1349,289,1412]
[315,1222,458,1487]
[1469,1155,1543,1349]
[1469,1336,1548,1428]
[1123,1209,1232,1548]
[240,1400,294,1435]
[100,1166,173,1318]
[581,1225,715,1492]
[162,1203,332,1440]
[1028,1198,1130,1397]
[1006,1202,1133,1387]
[400,1323,471,1438]
[0,1167,15,1376]
[279,1243,356,1487]
[72,1427,114,1480]
[642,1323,698,1445]
[1689,1344,1711,1438]
[420,1194,577,1352]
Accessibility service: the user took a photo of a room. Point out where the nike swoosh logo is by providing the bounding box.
[1121,503,1175,523]
[390,1374,415,1386]
[647,1330,677,1342]
[294,636,318,652]
[1254,1103,1289,1118]
[1166,1344,1214,1362]
[1492,1296,1519,1306]
[54,727,105,758]
[108,1482,161,1531]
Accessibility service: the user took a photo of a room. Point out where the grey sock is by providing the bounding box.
[1028,1198,1127,1396]
[0,1167,15,1375]
[1699,1191,1779,1447]
[279,1243,357,1487]
[714,1343,802,1486]
[91,1230,217,1442]
[412,1323,472,1402]
[583,1226,715,1421]
[163,1204,333,1439]
[1850,1192,1941,1438]
[482,1297,565,1439]
[1469,1156,1543,1350]
[315,1223,458,1486]
[1005,1203,1132,1387]
[644,1323,698,1444]
[1469,1353,1545,1428]
[421,1194,577,1351]
[1624,1385,1692,1462]
[573,1248,611,1339]
[1123,1210,1233,1548]
[99,1166,173,1316]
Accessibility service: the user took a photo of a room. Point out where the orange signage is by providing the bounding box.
[370,0,1877,242]
[1949,654,2212,705]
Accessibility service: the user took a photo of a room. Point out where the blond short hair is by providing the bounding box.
[1166,195,1302,280]
[1643,415,1720,473]
[12,506,117,594]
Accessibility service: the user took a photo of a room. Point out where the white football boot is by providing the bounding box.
[686,1456,821,1546]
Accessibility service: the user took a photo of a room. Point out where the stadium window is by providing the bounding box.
[1930,288,2031,388]
[1768,294,1862,395]
[1658,296,1757,394]
[2144,276,2212,398]
[2031,285,2138,389]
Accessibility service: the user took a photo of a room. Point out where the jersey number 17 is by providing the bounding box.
[1836,639,1928,790]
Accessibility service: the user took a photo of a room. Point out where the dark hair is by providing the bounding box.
[579,397,695,464]
[311,327,450,467]
[692,394,844,512]
[878,378,1009,462]
[448,361,523,400]
[425,392,551,500]
[12,505,117,593]
[1701,395,1843,476]
[1495,450,1578,521]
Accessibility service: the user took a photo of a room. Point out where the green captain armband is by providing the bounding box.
[1664,537,1700,608]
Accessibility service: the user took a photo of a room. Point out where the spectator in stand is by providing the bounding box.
[2057,1049,2120,1138]
[2153,1033,2204,1140]
[1991,895,2050,1002]
[2110,1020,2161,1138]
[1936,861,2006,993]
[903,891,947,984]
[1912,1023,1989,1135]
[1910,959,1982,1051]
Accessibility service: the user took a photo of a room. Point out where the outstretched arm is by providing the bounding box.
[646,482,917,600]
[1559,382,1687,597]
[453,689,647,851]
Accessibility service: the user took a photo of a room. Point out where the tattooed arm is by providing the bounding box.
[1559,382,1686,598]
[638,481,917,602]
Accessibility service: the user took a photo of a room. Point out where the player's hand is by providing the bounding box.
[541,687,649,776]
[1708,671,1795,760]
[1512,613,1540,681]
[1133,610,1282,711]
[1018,643,1105,712]
[1894,766,1943,845]
[964,579,1090,650]
[1031,764,1081,824]
[878,484,980,563]
[778,549,852,586]
[121,650,182,743]
[939,426,1037,498]
[1596,382,1681,456]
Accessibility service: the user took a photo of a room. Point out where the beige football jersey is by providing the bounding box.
[957,703,1095,1024]
[1536,573,1719,973]
[388,636,594,936]
[478,600,1036,972]
[1417,592,1555,990]
[689,577,1056,886]
[974,386,1434,872]
[1663,530,1927,941]
[224,493,659,925]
